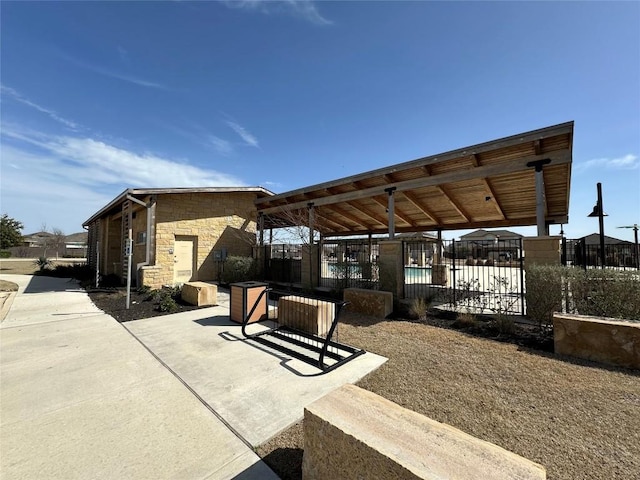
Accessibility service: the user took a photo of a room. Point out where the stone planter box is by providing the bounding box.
[303,384,546,480]
[553,313,639,369]
[343,288,393,318]
[181,281,218,306]
[277,295,334,336]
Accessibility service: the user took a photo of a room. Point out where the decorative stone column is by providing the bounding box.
[378,240,404,299]
[523,236,561,267]
[301,244,320,290]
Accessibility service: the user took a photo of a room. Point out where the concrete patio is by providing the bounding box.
[0,275,386,479]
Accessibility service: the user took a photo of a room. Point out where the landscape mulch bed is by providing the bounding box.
[86,289,640,480]
[88,288,205,323]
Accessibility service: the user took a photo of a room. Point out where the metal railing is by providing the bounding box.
[404,239,525,316]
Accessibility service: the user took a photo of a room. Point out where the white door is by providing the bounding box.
[174,237,195,284]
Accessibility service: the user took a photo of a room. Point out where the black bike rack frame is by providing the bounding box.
[240,288,365,374]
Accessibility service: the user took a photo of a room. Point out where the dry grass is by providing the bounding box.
[0,259,39,275]
[0,280,19,292]
[258,312,640,480]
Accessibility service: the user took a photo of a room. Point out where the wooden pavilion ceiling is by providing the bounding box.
[256,122,574,237]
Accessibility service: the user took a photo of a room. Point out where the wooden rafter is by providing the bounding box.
[322,204,372,230]
[469,154,506,220]
[345,200,387,226]
[401,191,440,224]
[257,150,570,215]
[435,185,470,222]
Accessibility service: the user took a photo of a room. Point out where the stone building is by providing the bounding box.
[82,187,273,289]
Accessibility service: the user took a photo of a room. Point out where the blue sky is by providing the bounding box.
[1,1,638,241]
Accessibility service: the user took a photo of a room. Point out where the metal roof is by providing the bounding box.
[256,122,574,237]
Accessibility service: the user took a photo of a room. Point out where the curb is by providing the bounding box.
[0,291,17,323]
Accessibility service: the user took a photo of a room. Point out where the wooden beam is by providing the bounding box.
[257,151,570,214]
[371,195,416,227]
[484,179,506,220]
[435,185,470,222]
[320,214,570,238]
[469,154,505,220]
[402,191,440,224]
[534,140,542,155]
[345,200,388,226]
[255,122,573,206]
[322,204,373,230]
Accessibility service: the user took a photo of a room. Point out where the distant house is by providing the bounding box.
[82,187,274,289]
[459,229,523,242]
[453,229,523,260]
[12,231,87,258]
[578,233,632,246]
[571,233,635,268]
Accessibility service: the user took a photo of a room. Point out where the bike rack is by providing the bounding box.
[240,288,365,374]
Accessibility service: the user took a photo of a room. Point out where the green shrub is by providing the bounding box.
[158,296,178,313]
[165,285,182,300]
[525,264,564,329]
[0,250,11,258]
[221,256,257,284]
[34,256,52,271]
[525,265,640,323]
[136,284,151,295]
[567,269,640,320]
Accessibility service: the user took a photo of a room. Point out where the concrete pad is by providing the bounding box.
[0,275,278,480]
[1,275,104,328]
[126,307,388,447]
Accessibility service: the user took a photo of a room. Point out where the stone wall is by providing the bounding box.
[147,192,258,287]
[343,288,393,318]
[302,384,546,480]
[378,240,403,299]
[553,313,640,369]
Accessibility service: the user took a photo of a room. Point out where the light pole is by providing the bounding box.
[587,182,607,268]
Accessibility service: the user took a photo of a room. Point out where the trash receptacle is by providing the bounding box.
[230,281,268,324]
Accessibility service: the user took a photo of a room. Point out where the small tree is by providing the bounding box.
[0,214,24,249]
[50,228,66,259]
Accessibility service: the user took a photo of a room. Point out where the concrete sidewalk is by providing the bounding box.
[0,275,277,479]
[1,275,387,479]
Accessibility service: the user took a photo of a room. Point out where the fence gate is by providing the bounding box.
[404,238,525,316]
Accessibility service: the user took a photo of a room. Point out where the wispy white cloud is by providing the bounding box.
[0,124,246,232]
[90,64,167,89]
[0,85,79,130]
[577,154,639,171]
[56,50,167,90]
[2,125,243,188]
[223,0,332,26]
[226,120,259,147]
[207,135,234,155]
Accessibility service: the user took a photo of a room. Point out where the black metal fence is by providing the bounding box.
[319,239,380,290]
[263,244,302,284]
[565,239,639,270]
[403,239,525,315]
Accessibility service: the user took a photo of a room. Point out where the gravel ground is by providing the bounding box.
[257,312,640,480]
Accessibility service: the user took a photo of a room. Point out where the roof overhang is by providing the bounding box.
[83,186,274,227]
[256,122,574,237]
